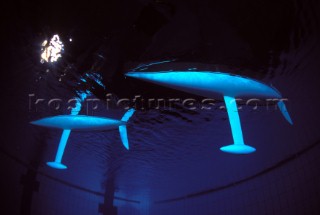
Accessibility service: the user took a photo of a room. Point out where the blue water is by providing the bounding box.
[2,0,320,214]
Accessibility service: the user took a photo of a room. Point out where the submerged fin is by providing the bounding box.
[223,96,245,145]
[47,162,67,169]
[47,129,71,169]
[119,108,135,150]
[220,96,256,154]
[121,108,135,122]
[119,125,129,150]
[220,144,256,154]
[277,100,293,125]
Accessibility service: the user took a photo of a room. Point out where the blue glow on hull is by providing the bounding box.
[31,115,125,130]
[126,71,282,98]
[126,71,293,154]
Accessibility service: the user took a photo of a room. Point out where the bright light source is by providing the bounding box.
[40,34,64,63]
[69,38,72,42]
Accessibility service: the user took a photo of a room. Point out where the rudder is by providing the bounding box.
[119,108,135,150]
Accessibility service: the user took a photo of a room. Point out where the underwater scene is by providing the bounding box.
[2,0,320,214]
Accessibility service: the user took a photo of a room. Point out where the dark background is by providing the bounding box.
[1,0,320,214]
